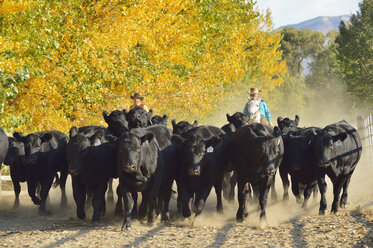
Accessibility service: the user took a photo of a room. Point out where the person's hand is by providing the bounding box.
[269,121,273,126]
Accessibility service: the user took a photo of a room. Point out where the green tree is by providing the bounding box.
[281,27,325,75]
[335,0,373,108]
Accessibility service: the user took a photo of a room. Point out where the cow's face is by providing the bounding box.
[126,106,152,129]
[103,110,129,136]
[277,115,300,134]
[151,115,168,126]
[227,112,249,129]
[251,127,283,176]
[117,132,153,173]
[13,132,52,165]
[172,120,198,135]
[313,131,347,167]
[5,138,27,181]
[173,135,221,176]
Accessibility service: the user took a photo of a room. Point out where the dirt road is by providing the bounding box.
[1,161,373,248]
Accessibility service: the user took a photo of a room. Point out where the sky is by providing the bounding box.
[256,0,362,28]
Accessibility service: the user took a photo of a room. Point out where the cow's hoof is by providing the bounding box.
[121,225,131,232]
[319,209,326,215]
[77,210,86,220]
[161,213,170,223]
[296,197,303,204]
[331,209,338,214]
[340,203,346,209]
[13,202,20,209]
[32,198,41,205]
[259,218,267,229]
[217,207,224,214]
[39,209,51,216]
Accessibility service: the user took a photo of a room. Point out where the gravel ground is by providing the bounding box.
[1,160,373,248]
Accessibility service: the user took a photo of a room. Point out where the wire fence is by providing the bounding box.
[357,113,373,164]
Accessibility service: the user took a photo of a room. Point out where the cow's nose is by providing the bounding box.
[265,168,276,176]
[125,164,137,173]
[188,168,200,176]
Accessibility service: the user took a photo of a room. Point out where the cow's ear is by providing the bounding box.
[192,120,198,127]
[274,126,281,137]
[123,109,128,115]
[103,111,109,122]
[277,117,283,126]
[333,132,347,143]
[294,115,300,126]
[13,132,26,142]
[171,119,177,128]
[171,134,185,146]
[147,109,153,119]
[206,136,221,148]
[141,133,154,145]
[226,113,231,122]
[41,133,53,143]
[69,126,79,139]
[162,115,168,123]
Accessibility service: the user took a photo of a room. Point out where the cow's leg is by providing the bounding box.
[12,179,21,208]
[59,171,68,209]
[291,177,302,204]
[270,174,277,201]
[115,185,123,216]
[107,178,114,205]
[340,173,352,209]
[131,192,138,219]
[312,183,319,201]
[72,177,86,220]
[279,167,290,201]
[236,177,250,222]
[161,178,173,222]
[147,190,158,225]
[120,181,134,231]
[258,179,271,221]
[331,176,346,214]
[194,186,213,217]
[222,172,230,200]
[138,192,148,221]
[228,170,237,203]
[39,176,54,214]
[317,175,327,215]
[92,183,108,223]
[302,182,316,209]
[27,179,41,205]
[214,177,224,213]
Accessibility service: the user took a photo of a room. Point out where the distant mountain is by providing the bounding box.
[280,16,351,35]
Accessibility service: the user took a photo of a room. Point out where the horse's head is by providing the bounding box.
[247,99,261,123]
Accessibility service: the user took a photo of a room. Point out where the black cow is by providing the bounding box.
[117,131,166,231]
[172,119,198,135]
[279,128,320,207]
[311,120,362,214]
[221,112,249,202]
[13,131,68,214]
[277,115,300,135]
[4,137,26,208]
[67,127,117,222]
[151,115,168,126]
[172,125,230,218]
[230,123,283,223]
[103,110,129,137]
[126,106,153,129]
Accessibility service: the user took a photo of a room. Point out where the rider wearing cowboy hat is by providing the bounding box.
[129,93,149,111]
[243,87,273,126]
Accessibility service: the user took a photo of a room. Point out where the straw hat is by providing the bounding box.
[130,93,144,100]
[247,87,261,95]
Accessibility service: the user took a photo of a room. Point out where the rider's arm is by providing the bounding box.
[260,101,272,122]
[243,103,249,115]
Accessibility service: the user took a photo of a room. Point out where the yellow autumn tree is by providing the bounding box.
[0,0,285,133]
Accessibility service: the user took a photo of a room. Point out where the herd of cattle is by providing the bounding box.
[0,106,363,231]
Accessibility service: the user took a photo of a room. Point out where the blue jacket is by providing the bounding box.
[243,99,272,122]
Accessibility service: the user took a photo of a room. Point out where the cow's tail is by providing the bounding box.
[52,173,60,188]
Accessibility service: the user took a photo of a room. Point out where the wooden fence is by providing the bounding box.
[357,113,373,164]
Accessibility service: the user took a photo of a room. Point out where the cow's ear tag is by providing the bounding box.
[277,139,281,146]
[142,140,149,147]
[207,146,214,153]
[335,140,342,146]
[93,139,101,146]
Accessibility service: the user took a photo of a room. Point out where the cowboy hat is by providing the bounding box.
[130,93,144,100]
[247,87,261,95]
